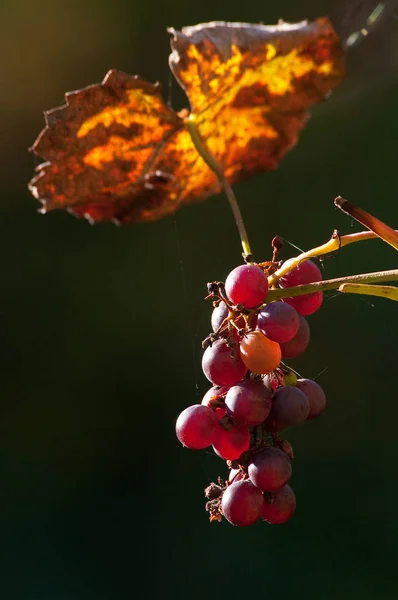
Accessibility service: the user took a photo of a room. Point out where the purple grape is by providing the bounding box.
[257,301,300,343]
[265,385,310,432]
[202,339,247,386]
[261,484,296,524]
[248,446,292,492]
[279,315,310,358]
[225,264,268,308]
[221,479,264,526]
[175,404,219,449]
[296,378,326,419]
[225,379,271,426]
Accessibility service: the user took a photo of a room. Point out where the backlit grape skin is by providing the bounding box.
[248,446,292,492]
[175,405,219,450]
[240,331,281,374]
[257,301,300,343]
[261,485,296,524]
[296,378,327,419]
[225,379,272,426]
[279,259,323,316]
[265,385,310,432]
[212,425,250,460]
[279,315,310,358]
[202,339,247,386]
[221,479,264,526]
[279,259,322,287]
[225,264,268,308]
[283,291,323,316]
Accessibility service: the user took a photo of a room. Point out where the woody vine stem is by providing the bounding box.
[186,117,398,302]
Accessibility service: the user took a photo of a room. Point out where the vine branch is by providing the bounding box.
[186,116,253,260]
[266,269,398,303]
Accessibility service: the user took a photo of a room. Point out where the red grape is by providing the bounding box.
[279,259,322,287]
[240,331,281,374]
[212,425,250,460]
[221,479,264,526]
[202,339,247,386]
[283,291,323,316]
[279,315,310,358]
[225,264,268,308]
[257,301,300,343]
[261,484,296,524]
[296,378,327,419]
[225,379,271,426]
[248,446,292,492]
[265,385,310,432]
[279,259,323,316]
[175,404,219,450]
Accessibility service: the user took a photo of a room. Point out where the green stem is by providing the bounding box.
[186,116,252,260]
[268,229,398,286]
[338,283,398,301]
[266,269,398,302]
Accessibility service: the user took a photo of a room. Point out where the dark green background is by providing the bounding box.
[2,0,398,598]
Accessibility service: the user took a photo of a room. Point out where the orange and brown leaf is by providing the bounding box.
[170,18,345,185]
[29,18,345,224]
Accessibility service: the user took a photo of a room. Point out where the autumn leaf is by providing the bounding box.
[28,18,345,224]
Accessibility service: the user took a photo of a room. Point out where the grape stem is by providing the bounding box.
[268,228,398,285]
[266,269,398,302]
[338,283,398,301]
[186,116,253,261]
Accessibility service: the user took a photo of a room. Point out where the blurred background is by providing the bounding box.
[2,0,398,598]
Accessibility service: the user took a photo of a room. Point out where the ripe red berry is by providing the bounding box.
[221,479,264,526]
[257,301,300,343]
[296,378,327,419]
[279,259,322,287]
[225,379,271,426]
[175,404,219,450]
[225,264,268,308]
[202,339,247,386]
[212,425,250,460]
[283,291,323,316]
[261,485,296,524]
[248,446,292,492]
[279,315,310,359]
[279,260,323,316]
[265,385,310,432]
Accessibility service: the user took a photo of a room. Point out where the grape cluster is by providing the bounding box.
[175,259,326,526]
